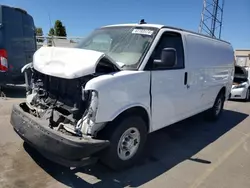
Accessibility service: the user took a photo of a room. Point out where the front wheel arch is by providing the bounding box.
[113,106,150,132]
[96,106,150,139]
[108,105,150,131]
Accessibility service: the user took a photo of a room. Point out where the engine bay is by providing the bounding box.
[23,70,92,136]
[22,59,119,137]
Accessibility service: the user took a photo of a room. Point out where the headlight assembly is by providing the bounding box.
[86,90,98,122]
[233,84,246,89]
[75,90,99,135]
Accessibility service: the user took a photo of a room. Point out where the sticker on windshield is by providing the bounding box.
[132,29,154,35]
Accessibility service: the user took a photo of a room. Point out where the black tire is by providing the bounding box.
[204,91,225,121]
[100,116,147,171]
[244,88,250,102]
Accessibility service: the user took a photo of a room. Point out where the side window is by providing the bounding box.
[151,32,185,69]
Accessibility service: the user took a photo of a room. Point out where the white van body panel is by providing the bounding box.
[143,28,202,131]
[27,24,235,134]
[102,23,164,29]
[138,28,234,132]
[84,70,151,127]
[33,47,121,79]
[184,33,235,107]
[83,27,234,133]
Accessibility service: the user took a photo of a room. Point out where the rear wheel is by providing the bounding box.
[100,116,147,171]
[204,91,225,121]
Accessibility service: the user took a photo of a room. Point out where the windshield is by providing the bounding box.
[76,26,159,69]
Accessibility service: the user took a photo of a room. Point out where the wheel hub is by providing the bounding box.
[117,127,140,160]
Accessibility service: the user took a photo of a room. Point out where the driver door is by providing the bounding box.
[148,31,195,131]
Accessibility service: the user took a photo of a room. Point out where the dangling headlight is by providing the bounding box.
[75,90,99,135]
[85,90,98,122]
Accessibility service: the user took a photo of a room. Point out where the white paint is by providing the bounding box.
[33,47,121,79]
[83,24,235,132]
[102,23,164,29]
[150,69,190,130]
[32,24,235,134]
[183,33,234,106]
[230,67,250,100]
[84,70,152,129]
[138,28,234,131]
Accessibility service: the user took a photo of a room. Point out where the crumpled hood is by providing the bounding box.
[33,47,121,79]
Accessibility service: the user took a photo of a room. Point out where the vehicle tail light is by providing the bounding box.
[0,49,8,72]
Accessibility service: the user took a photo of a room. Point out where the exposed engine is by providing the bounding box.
[22,60,118,137]
[23,69,92,136]
[27,70,91,116]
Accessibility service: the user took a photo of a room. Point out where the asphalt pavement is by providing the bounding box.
[0,86,250,188]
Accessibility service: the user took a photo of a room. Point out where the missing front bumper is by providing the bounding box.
[10,103,110,167]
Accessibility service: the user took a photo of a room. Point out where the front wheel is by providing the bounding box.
[204,92,225,121]
[100,116,147,171]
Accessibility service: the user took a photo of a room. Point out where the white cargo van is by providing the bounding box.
[11,22,235,170]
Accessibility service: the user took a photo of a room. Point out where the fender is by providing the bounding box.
[108,102,151,124]
[84,70,151,125]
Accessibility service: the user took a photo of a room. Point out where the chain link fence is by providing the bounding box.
[36,36,84,49]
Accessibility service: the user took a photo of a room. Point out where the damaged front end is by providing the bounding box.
[22,64,105,137]
[11,62,112,167]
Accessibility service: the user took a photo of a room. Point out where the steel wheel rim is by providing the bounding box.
[215,98,222,115]
[117,127,140,161]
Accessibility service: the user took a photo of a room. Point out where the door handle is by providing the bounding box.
[184,72,188,85]
[184,72,190,89]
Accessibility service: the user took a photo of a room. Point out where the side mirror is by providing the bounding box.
[153,48,177,68]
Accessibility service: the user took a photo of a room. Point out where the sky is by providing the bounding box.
[1,0,250,49]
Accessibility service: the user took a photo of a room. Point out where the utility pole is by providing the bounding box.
[198,0,225,39]
[48,12,56,46]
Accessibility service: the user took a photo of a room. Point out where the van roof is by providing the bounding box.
[103,23,230,44]
[103,23,165,29]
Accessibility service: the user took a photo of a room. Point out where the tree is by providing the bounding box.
[48,28,55,36]
[36,27,43,36]
[54,20,67,37]
[47,20,67,46]
[35,27,44,42]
